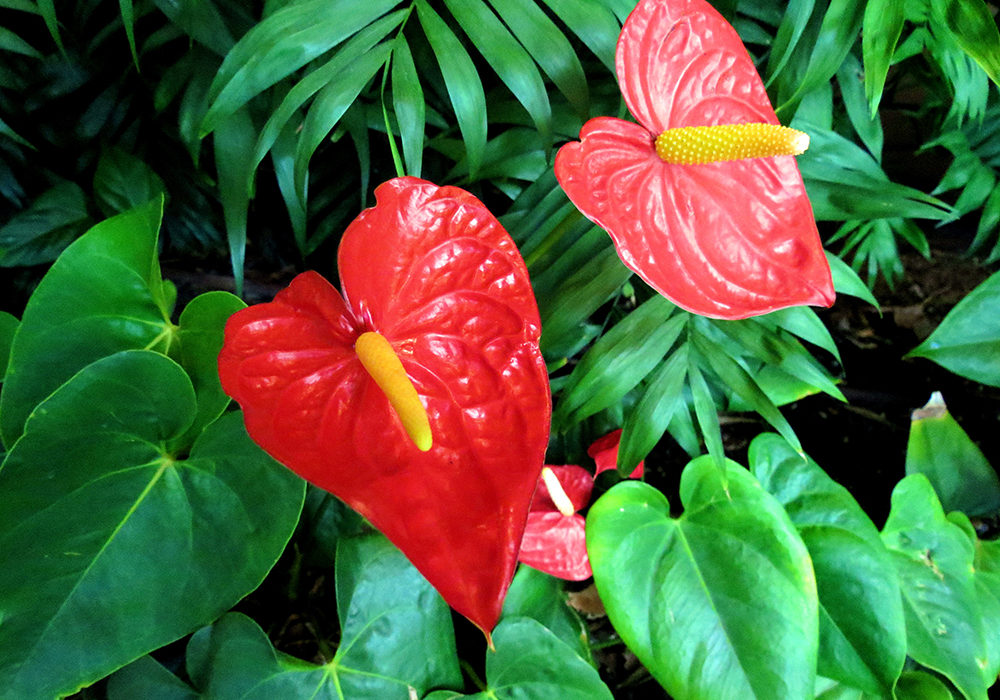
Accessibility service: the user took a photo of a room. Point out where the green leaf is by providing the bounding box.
[587,461,818,699]
[749,434,906,696]
[174,291,246,446]
[826,251,879,306]
[765,0,816,84]
[443,0,551,147]
[201,0,399,135]
[213,106,256,298]
[0,351,305,699]
[555,297,683,425]
[486,0,589,118]
[974,538,1000,682]
[0,310,17,386]
[427,618,611,699]
[118,0,139,69]
[906,392,1000,517]
[0,199,172,446]
[895,670,955,700]
[939,0,1000,87]
[107,656,198,700]
[93,148,166,217]
[908,269,1000,387]
[687,357,725,470]
[152,0,234,56]
[880,475,990,700]
[618,344,689,476]
[35,0,63,52]
[416,0,487,178]
[391,36,425,177]
[502,565,591,664]
[185,534,461,699]
[0,181,91,267]
[0,26,41,57]
[861,0,905,116]
[836,52,883,159]
[540,0,619,73]
[293,42,392,200]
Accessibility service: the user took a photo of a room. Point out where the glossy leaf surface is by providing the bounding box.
[881,475,990,700]
[426,617,611,700]
[749,433,906,696]
[218,177,550,634]
[182,534,460,699]
[554,0,833,319]
[501,565,591,662]
[0,351,304,699]
[587,458,818,699]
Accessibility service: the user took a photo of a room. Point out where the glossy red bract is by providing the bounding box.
[218,177,551,636]
[554,0,834,320]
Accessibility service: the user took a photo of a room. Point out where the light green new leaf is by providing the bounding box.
[0,352,304,699]
[881,475,990,700]
[906,392,1000,517]
[908,269,1000,387]
[502,565,591,664]
[749,434,906,696]
[184,534,460,699]
[443,0,551,146]
[555,297,683,425]
[587,460,818,699]
[416,0,487,178]
[0,199,171,445]
[427,618,611,699]
[201,0,399,135]
[861,0,904,116]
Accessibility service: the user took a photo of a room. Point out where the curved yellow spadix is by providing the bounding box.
[655,123,809,165]
[541,467,576,517]
[355,331,433,452]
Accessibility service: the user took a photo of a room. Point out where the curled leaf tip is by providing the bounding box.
[655,123,809,165]
[355,331,433,451]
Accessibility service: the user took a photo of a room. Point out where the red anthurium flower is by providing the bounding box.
[217,177,551,640]
[554,0,834,320]
[518,431,644,581]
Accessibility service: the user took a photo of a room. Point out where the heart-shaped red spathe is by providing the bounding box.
[218,177,551,636]
[554,0,834,320]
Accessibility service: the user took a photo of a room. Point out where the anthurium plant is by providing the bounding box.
[1,0,1000,699]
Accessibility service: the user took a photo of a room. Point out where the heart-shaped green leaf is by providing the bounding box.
[0,350,304,698]
[974,537,1000,682]
[0,198,174,445]
[881,474,990,700]
[586,457,818,699]
[749,433,905,695]
[426,617,611,699]
[181,533,460,699]
[501,565,591,663]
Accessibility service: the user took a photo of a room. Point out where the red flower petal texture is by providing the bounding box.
[218,177,551,636]
[519,511,592,581]
[554,0,834,320]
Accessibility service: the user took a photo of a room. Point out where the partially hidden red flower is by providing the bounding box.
[554,0,834,320]
[217,177,551,639]
[518,431,643,581]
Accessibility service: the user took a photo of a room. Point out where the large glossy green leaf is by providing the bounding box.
[201,0,400,135]
[0,181,91,267]
[501,565,591,664]
[749,433,906,696]
[416,0,487,178]
[0,199,173,446]
[974,538,1000,683]
[0,310,17,386]
[908,269,1000,387]
[906,392,1000,517]
[183,533,460,699]
[0,351,305,699]
[587,459,818,699]
[881,475,990,700]
[427,618,611,699]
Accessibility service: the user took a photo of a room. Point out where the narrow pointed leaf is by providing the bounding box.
[391,37,425,177]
